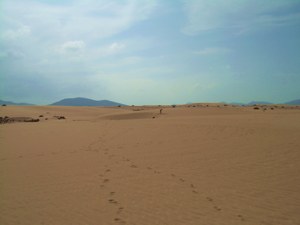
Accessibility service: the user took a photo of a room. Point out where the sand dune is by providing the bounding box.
[1,105,300,225]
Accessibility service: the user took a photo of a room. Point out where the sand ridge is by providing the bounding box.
[1,105,300,225]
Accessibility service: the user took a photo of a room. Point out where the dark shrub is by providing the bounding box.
[24,118,39,122]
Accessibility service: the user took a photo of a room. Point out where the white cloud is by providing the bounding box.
[1,0,158,42]
[0,0,158,68]
[103,42,126,55]
[1,25,31,40]
[182,0,300,35]
[108,42,125,51]
[193,47,232,56]
[58,40,86,53]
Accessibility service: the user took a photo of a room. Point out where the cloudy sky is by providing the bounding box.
[1,0,300,105]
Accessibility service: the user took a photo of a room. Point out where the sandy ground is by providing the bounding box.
[1,105,300,225]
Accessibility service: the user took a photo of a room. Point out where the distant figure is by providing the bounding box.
[160,108,163,114]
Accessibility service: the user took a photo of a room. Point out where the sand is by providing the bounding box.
[1,104,300,225]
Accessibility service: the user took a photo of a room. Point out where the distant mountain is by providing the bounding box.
[229,102,244,106]
[0,99,34,106]
[50,97,126,106]
[247,101,273,105]
[285,99,300,105]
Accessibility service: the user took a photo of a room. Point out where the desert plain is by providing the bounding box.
[1,104,300,225]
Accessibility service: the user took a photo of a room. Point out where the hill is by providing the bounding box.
[0,99,34,106]
[50,97,126,106]
[247,101,273,105]
[285,99,300,105]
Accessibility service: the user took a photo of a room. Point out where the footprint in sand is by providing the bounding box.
[213,206,222,211]
[117,207,124,214]
[189,184,198,193]
[114,218,126,224]
[108,199,118,204]
[130,164,138,168]
[237,214,245,221]
[103,179,110,183]
[206,197,213,202]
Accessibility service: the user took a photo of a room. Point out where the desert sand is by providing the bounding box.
[1,104,300,225]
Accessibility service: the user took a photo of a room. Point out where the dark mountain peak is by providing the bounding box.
[247,101,273,106]
[50,97,126,106]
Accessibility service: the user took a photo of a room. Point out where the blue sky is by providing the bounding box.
[1,0,300,105]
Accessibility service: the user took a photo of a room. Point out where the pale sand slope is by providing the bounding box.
[1,105,300,225]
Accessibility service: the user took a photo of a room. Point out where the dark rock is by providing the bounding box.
[54,116,66,120]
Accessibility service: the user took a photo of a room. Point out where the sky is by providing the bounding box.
[1,0,300,105]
